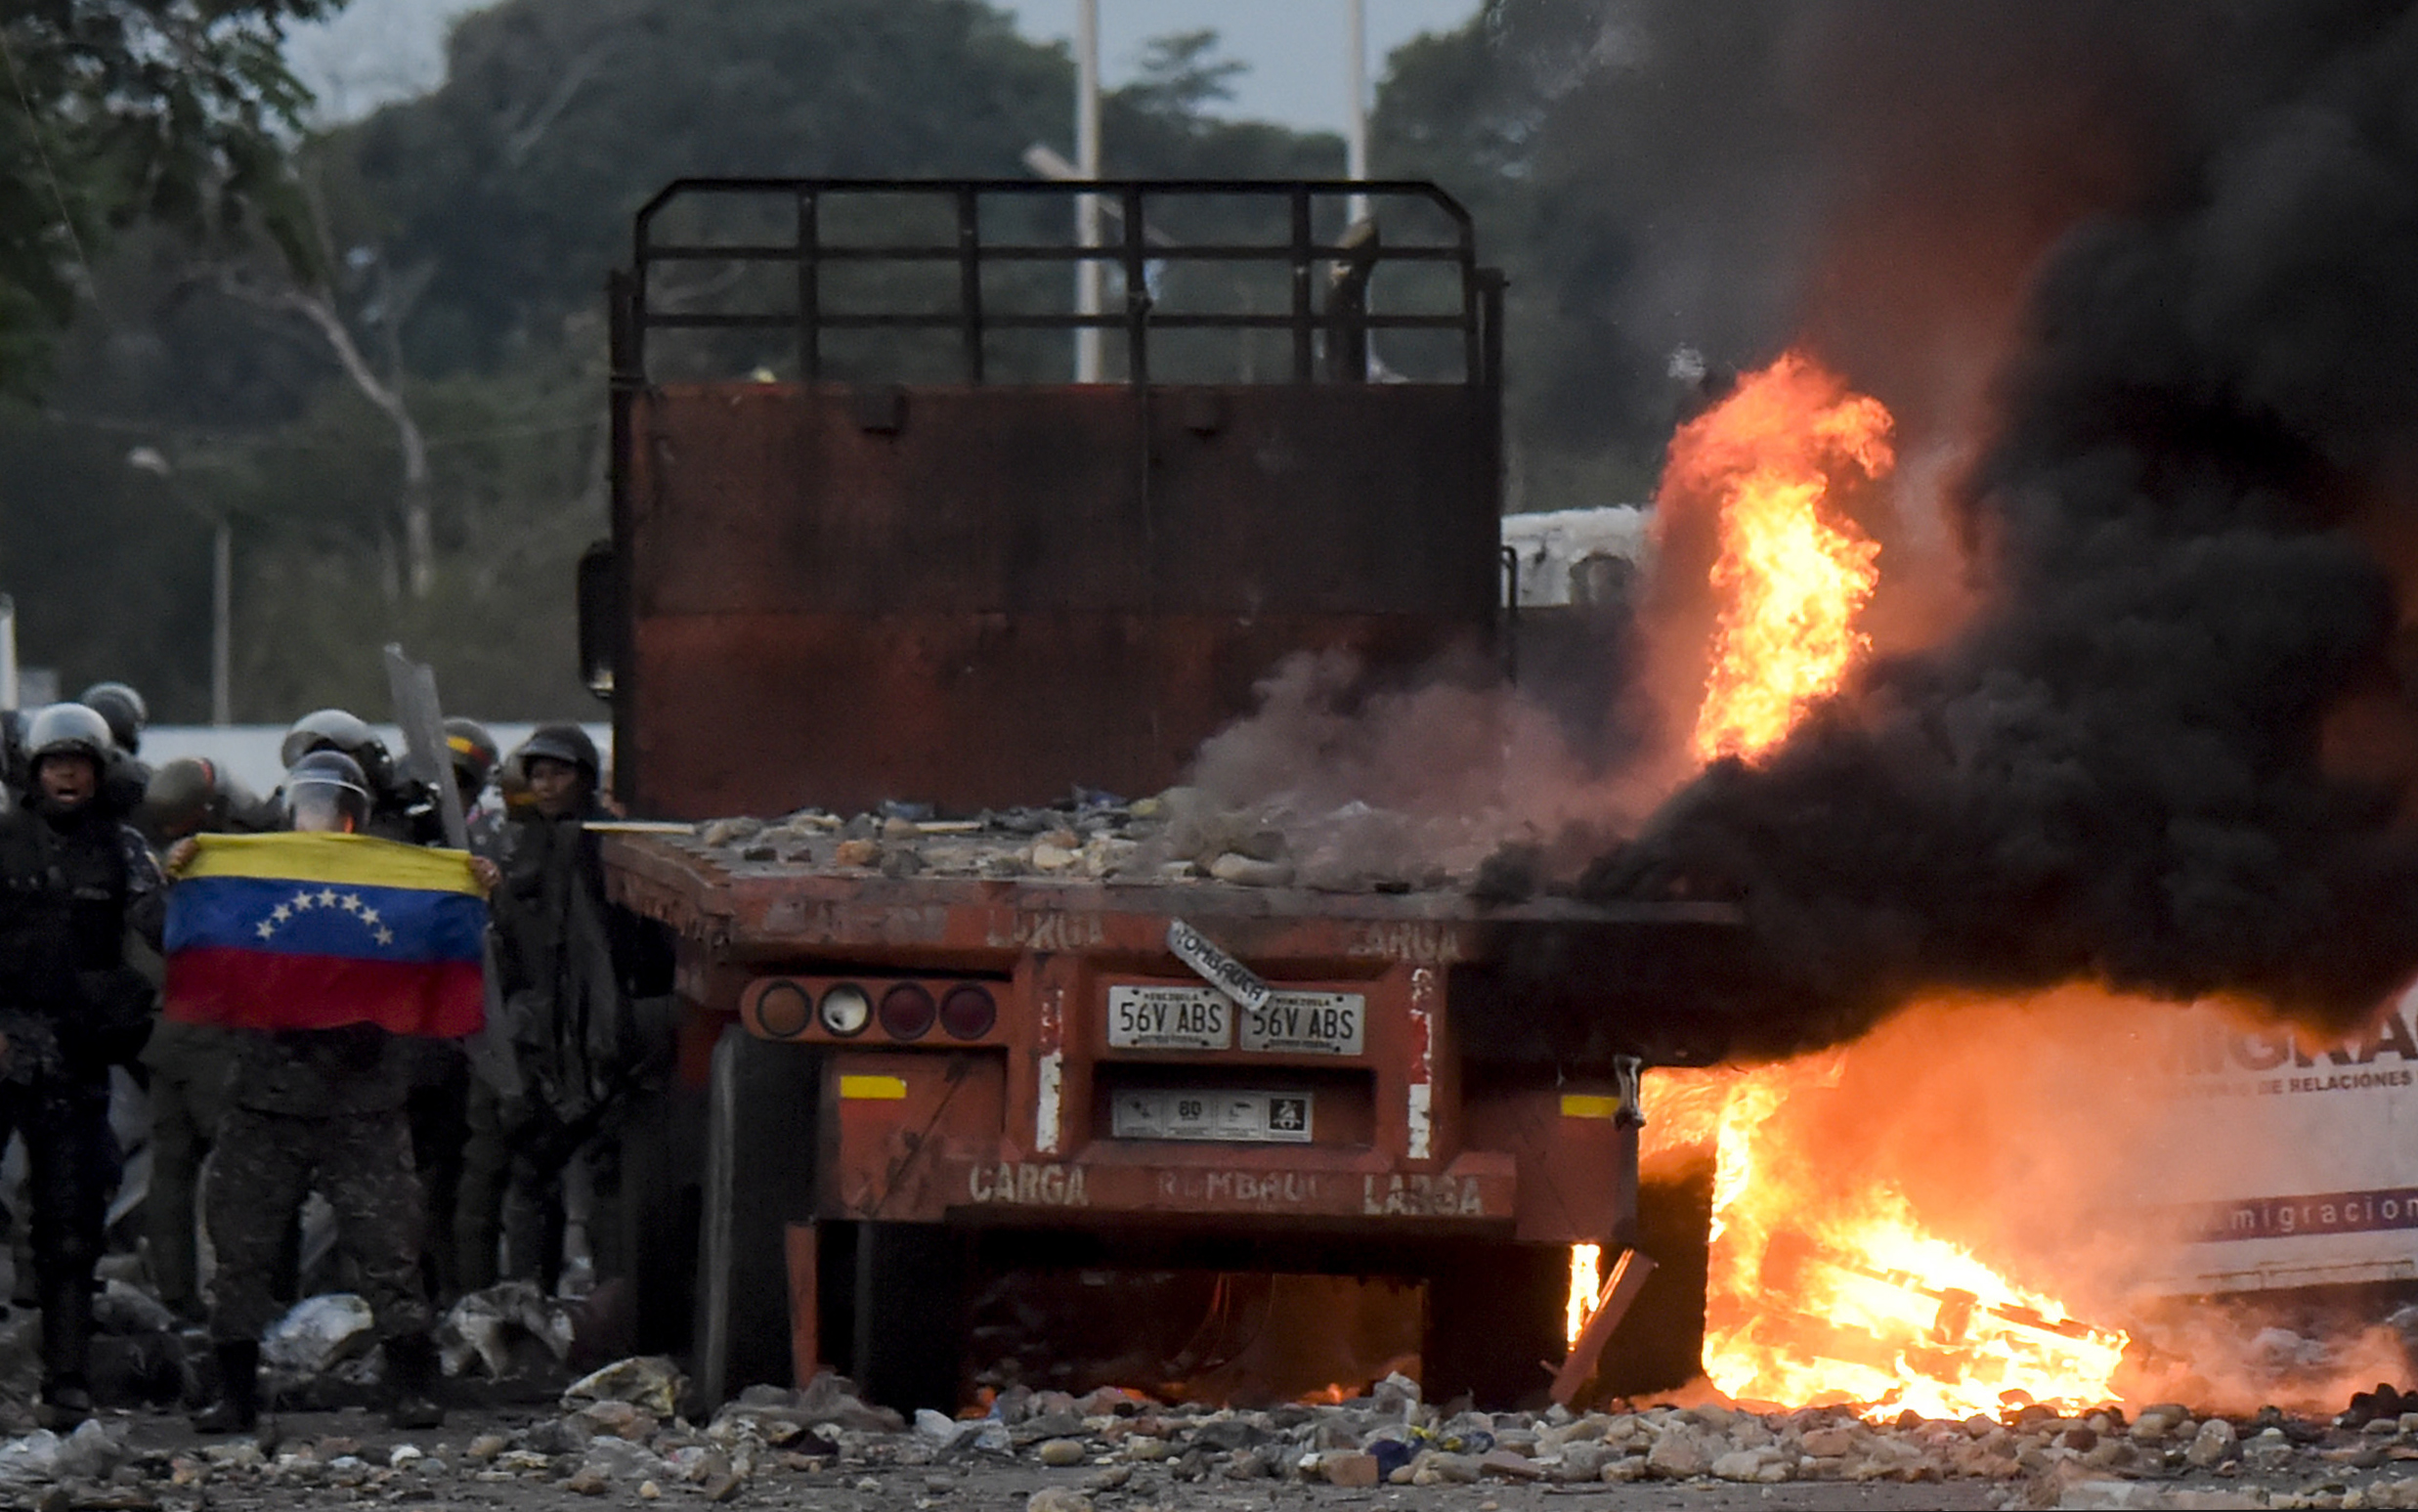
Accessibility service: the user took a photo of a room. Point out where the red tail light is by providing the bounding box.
[879,982,936,1041]
[756,980,811,1038]
[939,984,998,1040]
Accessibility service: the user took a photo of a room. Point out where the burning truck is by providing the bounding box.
[571,178,1742,1412]
[576,0,2418,1421]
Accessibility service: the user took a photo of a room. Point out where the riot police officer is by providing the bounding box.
[444,717,504,862]
[77,684,147,757]
[0,704,164,1426]
[459,724,669,1294]
[79,682,151,822]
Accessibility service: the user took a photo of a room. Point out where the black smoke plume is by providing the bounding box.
[1568,0,2418,1058]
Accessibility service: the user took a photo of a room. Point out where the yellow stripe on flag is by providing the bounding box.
[1561,1094,1625,1120]
[183,832,480,895]
[839,1074,909,1101]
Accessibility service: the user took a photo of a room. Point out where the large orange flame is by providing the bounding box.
[1647,1058,2129,1421]
[1625,356,2127,1419]
[1670,352,1894,763]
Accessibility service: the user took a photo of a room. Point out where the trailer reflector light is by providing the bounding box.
[757,980,812,1038]
[819,983,872,1037]
[839,1074,908,1101]
[879,982,936,1041]
[939,984,998,1040]
[1561,1094,1624,1120]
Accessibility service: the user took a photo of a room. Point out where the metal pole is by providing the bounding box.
[0,594,18,710]
[1075,0,1103,382]
[210,518,232,727]
[1346,0,1369,226]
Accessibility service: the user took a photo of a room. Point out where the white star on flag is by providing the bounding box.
[290,890,315,911]
[256,921,276,940]
[339,893,363,915]
[373,927,394,947]
[270,904,290,924]
[360,906,380,927]
[317,887,338,907]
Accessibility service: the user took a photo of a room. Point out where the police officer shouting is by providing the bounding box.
[0,705,164,1427]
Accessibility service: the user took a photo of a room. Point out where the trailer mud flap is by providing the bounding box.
[828,1051,1007,1219]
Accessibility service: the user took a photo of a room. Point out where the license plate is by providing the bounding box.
[1241,992,1365,1056]
[1111,1089,1313,1144]
[1105,985,1232,1051]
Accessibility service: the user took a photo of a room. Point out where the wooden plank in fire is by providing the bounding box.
[1832,1258,2109,1345]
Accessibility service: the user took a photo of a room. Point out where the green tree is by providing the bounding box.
[0,1,340,393]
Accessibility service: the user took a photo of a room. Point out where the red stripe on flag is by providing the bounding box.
[165,947,484,1038]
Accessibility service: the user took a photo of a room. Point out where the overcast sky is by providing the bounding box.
[285,0,1485,131]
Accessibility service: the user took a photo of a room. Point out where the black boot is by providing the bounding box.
[384,1333,445,1430]
[192,1340,260,1434]
[37,1277,95,1429]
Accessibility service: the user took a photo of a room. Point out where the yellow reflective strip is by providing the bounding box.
[1560,1094,1624,1120]
[187,832,479,894]
[839,1074,909,1102]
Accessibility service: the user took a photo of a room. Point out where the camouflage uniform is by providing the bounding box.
[138,1020,238,1319]
[206,1024,431,1344]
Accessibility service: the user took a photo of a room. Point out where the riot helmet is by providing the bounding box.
[443,716,499,799]
[280,708,374,768]
[280,708,397,796]
[145,756,271,839]
[26,704,113,769]
[284,750,372,834]
[24,704,112,814]
[518,723,599,782]
[78,682,149,755]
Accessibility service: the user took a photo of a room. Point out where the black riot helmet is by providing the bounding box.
[146,756,271,840]
[284,749,372,833]
[281,708,397,796]
[443,716,499,798]
[78,682,149,755]
[280,708,373,768]
[519,723,599,783]
[25,703,113,770]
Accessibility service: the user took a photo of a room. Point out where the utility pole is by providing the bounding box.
[128,448,233,727]
[1346,0,1369,226]
[1075,0,1104,382]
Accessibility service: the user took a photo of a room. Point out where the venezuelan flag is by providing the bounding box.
[164,832,485,1037]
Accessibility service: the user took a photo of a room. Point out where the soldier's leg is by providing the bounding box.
[320,1110,443,1428]
[319,1111,433,1343]
[499,1104,567,1287]
[145,1069,208,1321]
[406,1045,471,1300]
[453,1081,510,1292]
[204,1108,316,1345]
[580,1120,625,1281]
[22,1075,112,1418]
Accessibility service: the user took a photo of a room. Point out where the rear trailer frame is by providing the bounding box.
[605,833,1738,1407]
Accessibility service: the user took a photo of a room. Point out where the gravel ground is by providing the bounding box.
[6,1363,2418,1511]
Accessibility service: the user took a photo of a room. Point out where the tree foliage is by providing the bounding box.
[0,0,338,393]
[1,0,1362,723]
